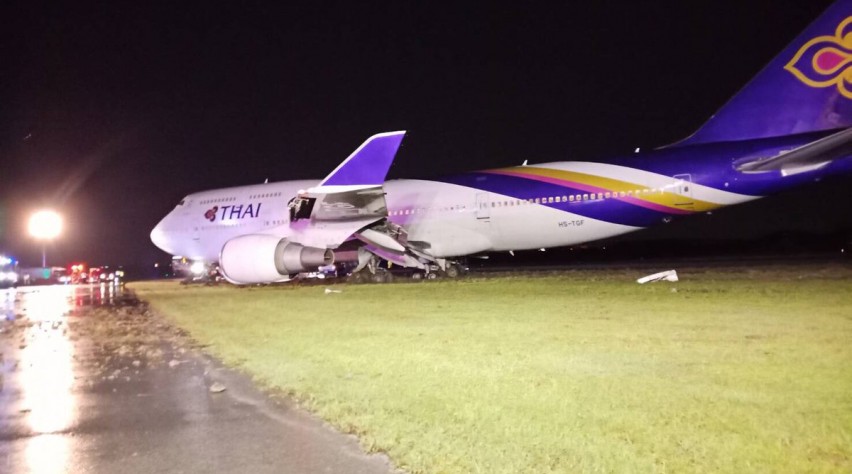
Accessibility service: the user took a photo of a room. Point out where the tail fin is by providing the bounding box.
[674,0,852,147]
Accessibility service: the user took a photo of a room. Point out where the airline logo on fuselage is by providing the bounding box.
[203,203,262,222]
[786,16,852,99]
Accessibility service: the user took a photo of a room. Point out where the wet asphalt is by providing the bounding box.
[0,284,393,474]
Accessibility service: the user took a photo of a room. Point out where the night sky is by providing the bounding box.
[1,0,848,269]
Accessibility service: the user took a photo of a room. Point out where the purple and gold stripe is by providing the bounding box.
[488,167,722,213]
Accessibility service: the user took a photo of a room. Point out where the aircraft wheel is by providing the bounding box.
[411,272,423,280]
[444,264,460,279]
[349,272,368,284]
[426,272,438,280]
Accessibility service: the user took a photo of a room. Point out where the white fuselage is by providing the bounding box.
[150,160,755,264]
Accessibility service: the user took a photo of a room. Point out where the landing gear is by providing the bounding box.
[347,252,468,284]
[348,254,395,284]
[415,261,466,280]
[349,268,394,284]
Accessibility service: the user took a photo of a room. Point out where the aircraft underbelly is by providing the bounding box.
[491,204,639,251]
[405,212,493,257]
[403,198,640,257]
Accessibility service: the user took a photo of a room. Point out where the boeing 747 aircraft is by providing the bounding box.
[151,1,852,284]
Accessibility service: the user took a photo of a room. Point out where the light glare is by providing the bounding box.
[29,210,63,240]
[190,261,206,275]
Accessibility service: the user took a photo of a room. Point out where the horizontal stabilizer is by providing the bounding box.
[318,131,406,189]
[735,127,852,174]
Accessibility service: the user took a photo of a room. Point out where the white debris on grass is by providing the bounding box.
[637,270,679,284]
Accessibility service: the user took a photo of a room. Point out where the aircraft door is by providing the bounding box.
[672,174,694,210]
[475,192,490,220]
[177,198,201,243]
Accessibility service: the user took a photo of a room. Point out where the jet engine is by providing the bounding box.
[219,234,333,284]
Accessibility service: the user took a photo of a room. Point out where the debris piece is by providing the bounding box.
[324,288,342,294]
[132,360,141,367]
[209,382,227,393]
[637,270,679,284]
[168,359,181,368]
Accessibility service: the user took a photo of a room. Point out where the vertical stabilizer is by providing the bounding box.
[674,0,852,146]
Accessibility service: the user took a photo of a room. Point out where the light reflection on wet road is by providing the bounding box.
[1,285,107,473]
[0,284,391,474]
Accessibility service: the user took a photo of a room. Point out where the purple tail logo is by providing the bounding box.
[204,206,218,222]
[786,17,852,99]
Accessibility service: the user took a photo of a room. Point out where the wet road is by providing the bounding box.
[0,284,393,474]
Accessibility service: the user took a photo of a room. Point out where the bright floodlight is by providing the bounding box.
[29,210,63,240]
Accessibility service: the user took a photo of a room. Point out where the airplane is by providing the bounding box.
[151,0,852,285]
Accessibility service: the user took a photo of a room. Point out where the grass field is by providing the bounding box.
[130,265,852,473]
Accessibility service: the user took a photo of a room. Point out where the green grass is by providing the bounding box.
[130,266,852,473]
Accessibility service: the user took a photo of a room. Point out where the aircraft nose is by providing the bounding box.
[150,218,173,254]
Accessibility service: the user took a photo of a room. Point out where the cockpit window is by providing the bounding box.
[178,199,185,206]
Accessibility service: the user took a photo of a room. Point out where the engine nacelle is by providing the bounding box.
[219,234,334,284]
